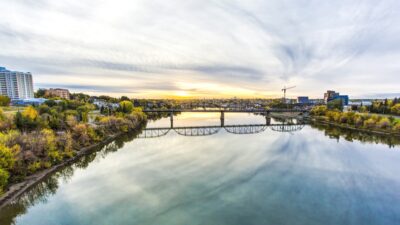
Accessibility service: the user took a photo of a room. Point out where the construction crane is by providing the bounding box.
[281,86,296,103]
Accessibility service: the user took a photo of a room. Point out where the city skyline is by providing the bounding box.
[1,0,399,99]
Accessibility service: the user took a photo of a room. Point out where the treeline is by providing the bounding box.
[0,99,146,194]
[352,98,400,115]
[310,105,400,133]
[368,98,400,115]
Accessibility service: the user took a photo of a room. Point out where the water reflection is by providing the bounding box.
[310,122,400,148]
[0,131,141,225]
[0,113,399,225]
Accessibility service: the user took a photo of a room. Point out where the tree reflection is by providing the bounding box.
[310,122,400,148]
[0,130,141,225]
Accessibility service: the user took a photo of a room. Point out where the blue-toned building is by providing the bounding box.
[12,98,47,106]
[324,90,349,106]
[297,96,309,104]
[334,95,349,106]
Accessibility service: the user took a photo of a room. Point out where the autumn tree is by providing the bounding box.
[0,95,10,106]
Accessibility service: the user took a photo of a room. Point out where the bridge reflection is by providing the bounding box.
[138,123,305,138]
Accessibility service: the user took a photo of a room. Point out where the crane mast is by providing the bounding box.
[281,86,296,103]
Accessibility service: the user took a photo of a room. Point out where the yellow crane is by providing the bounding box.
[282,86,296,103]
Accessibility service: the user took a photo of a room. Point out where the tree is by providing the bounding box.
[0,168,9,194]
[377,118,391,129]
[35,89,46,98]
[0,96,10,106]
[119,101,134,114]
[120,96,130,101]
[327,99,343,111]
[0,144,17,170]
[15,106,41,131]
[310,105,327,116]
[391,104,400,115]
[363,118,376,129]
[359,106,368,113]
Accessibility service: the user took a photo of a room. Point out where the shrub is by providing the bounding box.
[0,168,9,194]
[0,144,17,170]
[310,106,327,116]
[354,115,364,128]
[393,123,400,132]
[0,96,10,107]
[28,161,41,173]
[391,104,400,115]
[377,118,391,129]
[0,130,21,147]
[339,115,348,124]
[72,124,92,147]
[363,118,376,129]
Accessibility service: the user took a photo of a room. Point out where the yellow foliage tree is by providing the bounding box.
[22,106,39,120]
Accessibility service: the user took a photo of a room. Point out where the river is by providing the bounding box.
[1,112,400,225]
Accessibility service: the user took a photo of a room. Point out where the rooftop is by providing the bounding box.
[0,67,10,72]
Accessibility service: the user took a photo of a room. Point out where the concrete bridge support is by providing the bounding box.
[220,111,225,127]
[170,112,174,128]
[266,116,271,126]
[265,111,271,125]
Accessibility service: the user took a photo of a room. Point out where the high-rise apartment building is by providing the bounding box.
[0,66,34,100]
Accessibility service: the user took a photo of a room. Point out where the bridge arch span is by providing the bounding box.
[270,124,305,132]
[224,125,267,135]
[137,128,171,138]
[174,127,221,136]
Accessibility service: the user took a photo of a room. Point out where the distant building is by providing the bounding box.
[12,98,46,106]
[309,99,325,105]
[324,90,339,103]
[0,66,34,100]
[92,99,119,109]
[297,96,309,104]
[45,88,71,99]
[324,90,349,106]
[349,100,373,107]
[335,95,349,106]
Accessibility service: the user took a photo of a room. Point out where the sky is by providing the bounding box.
[1,0,399,99]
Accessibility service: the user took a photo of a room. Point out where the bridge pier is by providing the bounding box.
[266,116,271,126]
[170,112,174,128]
[220,111,225,127]
[265,111,271,125]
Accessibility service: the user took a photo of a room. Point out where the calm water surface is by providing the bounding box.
[1,113,400,225]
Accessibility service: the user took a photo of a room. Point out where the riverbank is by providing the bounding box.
[309,106,400,136]
[309,116,400,137]
[0,122,145,210]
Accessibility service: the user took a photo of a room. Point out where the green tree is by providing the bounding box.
[327,99,343,111]
[0,168,9,194]
[35,88,46,98]
[15,106,41,131]
[391,104,400,115]
[0,95,10,106]
[119,101,134,114]
[310,105,327,116]
[120,96,130,101]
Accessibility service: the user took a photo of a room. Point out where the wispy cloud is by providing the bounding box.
[1,0,399,98]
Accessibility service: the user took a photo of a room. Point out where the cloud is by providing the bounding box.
[0,0,399,98]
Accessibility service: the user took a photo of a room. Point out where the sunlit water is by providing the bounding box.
[1,113,400,225]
